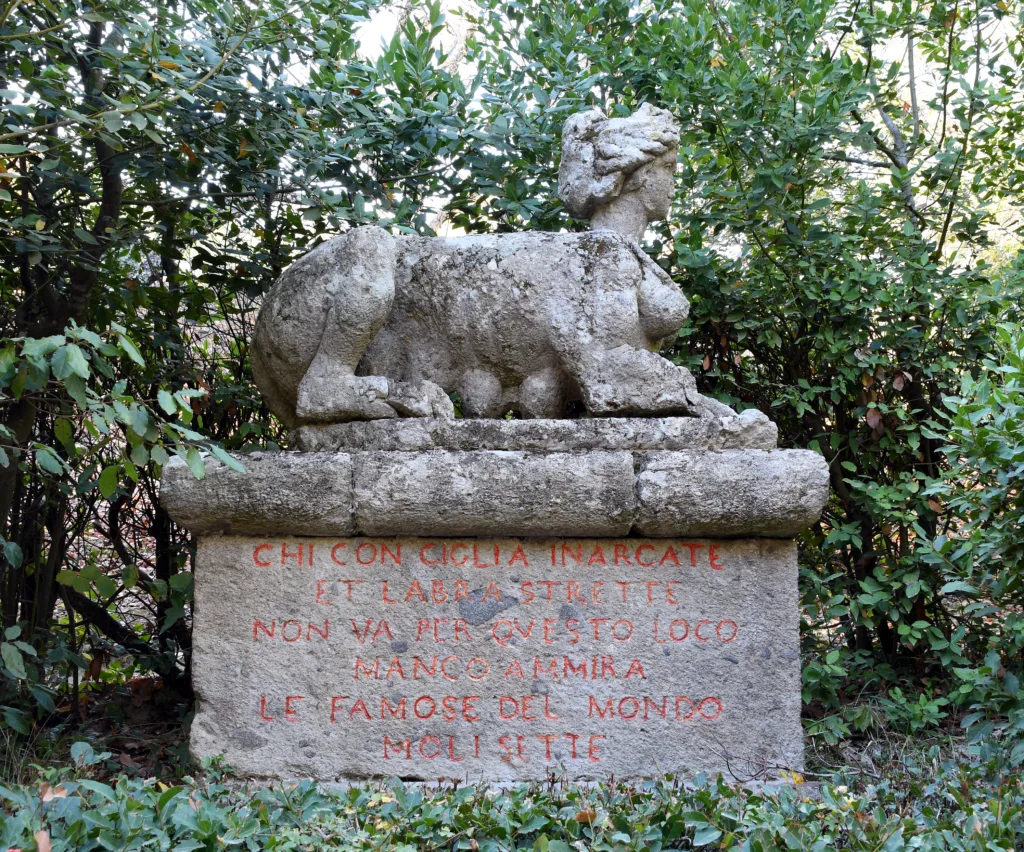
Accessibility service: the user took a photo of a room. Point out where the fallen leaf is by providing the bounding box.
[40,783,69,802]
[865,408,882,429]
[893,373,905,391]
[213,101,226,113]
[710,56,725,67]
[35,830,52,852]
[861,374,874,388]
[84,653,104,682]
[158,60,181,70]
[702,355,711,370]
[574,809,597,824]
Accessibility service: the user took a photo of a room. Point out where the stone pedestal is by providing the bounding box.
[161,413,828,783]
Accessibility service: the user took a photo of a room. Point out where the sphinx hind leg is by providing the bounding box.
[519,367,570,419]
[295,227,399,422]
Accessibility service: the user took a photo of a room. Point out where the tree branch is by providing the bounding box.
[64,588,158,659]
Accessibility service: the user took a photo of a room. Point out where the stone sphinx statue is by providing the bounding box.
[252,103,725,427]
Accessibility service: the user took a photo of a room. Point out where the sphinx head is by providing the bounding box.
[558,103,680,241]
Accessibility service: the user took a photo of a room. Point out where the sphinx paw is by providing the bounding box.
[296,374,397,422]
[388,380,455,419]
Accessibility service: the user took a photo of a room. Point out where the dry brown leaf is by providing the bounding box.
[893,373,905,391]
[35,830,52,852]
[574,809,597,824]
[40,783,69,802]
[84,653,104,682]
[865,408,882,429]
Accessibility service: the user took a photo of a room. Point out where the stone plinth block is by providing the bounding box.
[635,450,829,538]
[295,411,778,453]
[353,451,635,537]
[189,536,802,782]
[160,441,829,539]
[160,452,354,536]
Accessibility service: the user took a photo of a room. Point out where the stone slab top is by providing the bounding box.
[160,445,829,540]
[294,410,777,453]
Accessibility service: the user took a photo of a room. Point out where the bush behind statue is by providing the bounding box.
[0,0,1023,750]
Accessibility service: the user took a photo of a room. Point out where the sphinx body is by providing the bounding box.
[251,103,723,427]
[252,225,700,428]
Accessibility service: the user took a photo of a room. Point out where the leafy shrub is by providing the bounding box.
[920,324,1024,742]
[3,745,1024,851]
[0,0,1022,745]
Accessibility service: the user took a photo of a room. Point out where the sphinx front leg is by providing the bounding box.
[572,345,702,417]
[297,364,396,421]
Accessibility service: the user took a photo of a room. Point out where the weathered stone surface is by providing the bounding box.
[182,101,826,786]
[296,411,778,453]
[160,443,831,540]
[254,229,700,427]
[353,451,635,537]
[160,453,353,536]
[251,104,708,427]
[635,450,830,538]
[190,536,802,782]
[559,103,680,242]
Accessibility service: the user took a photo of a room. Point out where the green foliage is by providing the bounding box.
[0,0,475,726]
[456,0,1024,731]
[0,0,1022,745]
[919,324,1024,739]
[4,753,1024,851]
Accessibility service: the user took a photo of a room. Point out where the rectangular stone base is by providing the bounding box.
[190,536,802,782]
